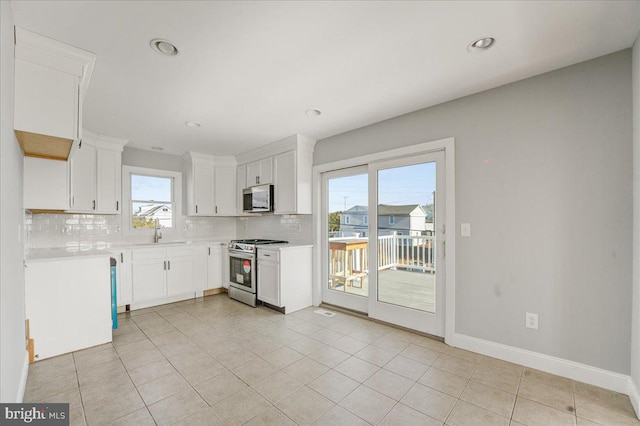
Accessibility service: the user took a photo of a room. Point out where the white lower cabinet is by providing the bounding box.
[131,246,196,306]
[129,242,226,309]
[167,256,194,296]
[116,250,132,306]
[25,256,112,360]
[257,252,279,306]
[257,245,312,314]
[207,243,225,289]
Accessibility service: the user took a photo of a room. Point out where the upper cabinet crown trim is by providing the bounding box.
[14,27,96,100]
[235,134,316,165]
[82,129,129,151]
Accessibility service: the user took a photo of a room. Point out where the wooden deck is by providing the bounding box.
[330,269,436,313]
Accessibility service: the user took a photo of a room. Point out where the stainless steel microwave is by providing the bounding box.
[243,184,274,213]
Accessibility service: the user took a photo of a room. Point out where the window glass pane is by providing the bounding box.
[132,202,172,228]
[131,175,172,202]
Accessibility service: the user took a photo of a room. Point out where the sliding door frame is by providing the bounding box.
[312,137,457,346]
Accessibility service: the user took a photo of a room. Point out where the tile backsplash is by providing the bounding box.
[25,211,237,252]
[25,212,312,252]
[236,214,312,245]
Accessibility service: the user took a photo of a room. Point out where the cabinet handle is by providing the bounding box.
[120,253,123,263]
[208,247,211,256]
[163,261,166,270]
[196,205,198,214]
[263,254,271,257]
[92,200,96,210]
[168,261,171,270]
[215,206,218,214]
[116,201,119,211]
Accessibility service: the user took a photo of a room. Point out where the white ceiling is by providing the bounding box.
[10,1,640,156]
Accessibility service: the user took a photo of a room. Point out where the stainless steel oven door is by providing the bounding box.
[229,251,256,293]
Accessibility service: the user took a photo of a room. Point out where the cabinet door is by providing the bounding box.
[167,257,194,296]
[214,167,237,215]
[236,164,246,214]
[132,259,166,302]
[274,151,296,214]
[246,161,260,186]
[14,59,79,141]
[117,251,132,306]
[257,261,280,307]
[207,246,223,289]
[193,163,215,215]
[96,148,121,213]
[258,157,273,184]
[24,157,69,210]
[69,143,96,211]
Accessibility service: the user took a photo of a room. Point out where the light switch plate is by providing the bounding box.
[461,223,471,237]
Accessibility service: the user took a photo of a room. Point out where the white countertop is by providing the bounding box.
[26,247,116,262]
[258,243,313,250]
[26,239,231,262]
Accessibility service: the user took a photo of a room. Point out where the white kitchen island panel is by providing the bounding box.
[25,255,112,361]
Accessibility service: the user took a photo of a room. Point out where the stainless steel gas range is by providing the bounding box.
[227,239,288,307]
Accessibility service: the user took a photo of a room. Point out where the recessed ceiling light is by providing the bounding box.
[150,38,178,56]
[150,146,164,151]
[185,121,202,128]
[467,37,496,53]
[306,109,322,117]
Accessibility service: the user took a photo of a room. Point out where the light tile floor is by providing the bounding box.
[24,295,639,425]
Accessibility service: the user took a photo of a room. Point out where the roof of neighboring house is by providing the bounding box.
[342,204,426,216]
[134,204,172,217]
[379,204,426,216]
[343,205,368,214]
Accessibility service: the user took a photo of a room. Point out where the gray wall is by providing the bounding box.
[315,50,633,374]
[122,146,184,172]
[1,1,27,401]
[631,34,640,401]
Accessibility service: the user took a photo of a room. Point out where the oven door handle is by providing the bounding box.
[229,251,255,261]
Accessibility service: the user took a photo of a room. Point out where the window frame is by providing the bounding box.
[122,166,183,236]
[363,215,368,225]
[389,215,396,225]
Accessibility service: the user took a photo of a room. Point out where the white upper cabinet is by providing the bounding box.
[246,157,273,186]
[214,165,237,215]
[24,157,69,211]
[68,131,127,214]
[184,152,216,216]
[13,27,96,161]
[236,134,315,215]
[236,164,247,214]
[70,142,96,211]
[183,152,237,216]
[274,146,314,215]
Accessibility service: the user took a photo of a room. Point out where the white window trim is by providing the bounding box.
[122,166,183,236]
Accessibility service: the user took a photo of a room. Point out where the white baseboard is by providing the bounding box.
[629,377,640,419]
[16,350,29,402]
[454,333,630,395]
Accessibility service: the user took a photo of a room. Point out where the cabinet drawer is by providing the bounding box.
[258,250,279,262]
[132,248,164,261]
[167,246,195,258]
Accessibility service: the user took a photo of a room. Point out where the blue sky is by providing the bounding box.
[328,162,436,213]
[131,174,172,202]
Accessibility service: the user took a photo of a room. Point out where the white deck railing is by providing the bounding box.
[330,234,436,278]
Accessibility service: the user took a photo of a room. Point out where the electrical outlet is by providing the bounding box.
[526,312,538,330]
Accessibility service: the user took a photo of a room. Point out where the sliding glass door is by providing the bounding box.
[368,151,445,335]
[321,151,446,336]
[321,166,369,313]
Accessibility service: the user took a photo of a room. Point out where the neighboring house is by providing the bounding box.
[132,204,172,228]
[338,204,433,237]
